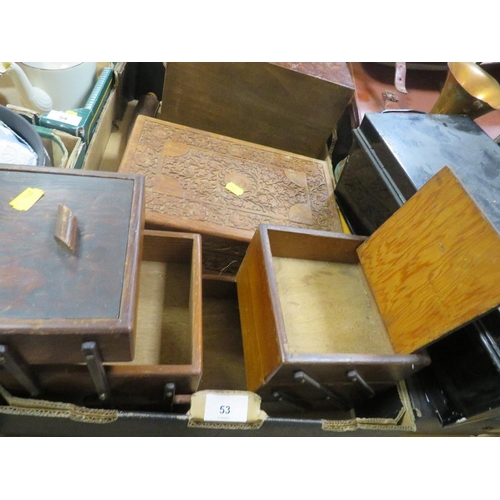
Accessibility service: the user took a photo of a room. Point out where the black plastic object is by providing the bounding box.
[417,310,500,426]
[335,111,500,236]
[0,104,45,166]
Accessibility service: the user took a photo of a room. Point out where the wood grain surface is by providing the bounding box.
[358,166,500,354]
[120,116,341,242]
[159,62,354,159]
[236,228,283,392]
[273,257,394,355]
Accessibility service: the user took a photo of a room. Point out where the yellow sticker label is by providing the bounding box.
[225,182,244,196]
[9,188,45,211]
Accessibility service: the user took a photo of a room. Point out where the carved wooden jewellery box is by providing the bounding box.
[236,166,500,410]
[0,164,145,396]
[118,116,342,275]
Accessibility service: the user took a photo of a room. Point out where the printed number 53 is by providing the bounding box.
[219,405,231,414]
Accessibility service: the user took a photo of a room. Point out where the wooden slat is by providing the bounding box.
[236,228,283,392]
[358,166,500,354]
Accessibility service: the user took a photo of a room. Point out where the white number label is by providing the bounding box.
[204,393,249,423]
[46,110,82,127]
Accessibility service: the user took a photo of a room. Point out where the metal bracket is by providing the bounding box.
[82,341,111,403]
[394,62,408,94]
[272,390,312,411]
[163,382,176,412]
[346,369,375,398]
[294,371,350,410]
[0,345,40,397]
[476,320,500,373]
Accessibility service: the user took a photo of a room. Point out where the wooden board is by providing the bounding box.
[358,166,500,354]
[198,276,247,391]
[158,62,354,159]
[273,257,393,356]
[119,116,342,242]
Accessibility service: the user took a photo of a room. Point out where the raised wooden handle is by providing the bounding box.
[54,204,78,253]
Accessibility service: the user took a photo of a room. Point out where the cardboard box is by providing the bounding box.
[0,238,497,435]
[0,274,424,435]
[39,66,114,143]
[34,125,85,169]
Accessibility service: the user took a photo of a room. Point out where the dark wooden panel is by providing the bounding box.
[159,62,354,159]
[1,170,134,319]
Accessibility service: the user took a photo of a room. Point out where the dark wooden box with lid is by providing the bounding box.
[236,166,500,410]
[0,164,145,367]
[118,116,342,275]
[158,62,355,159]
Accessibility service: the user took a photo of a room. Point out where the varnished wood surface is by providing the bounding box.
[159,62,354,159]
[236,228,283,393]
[0,164,145,364]
[358,166,500,354]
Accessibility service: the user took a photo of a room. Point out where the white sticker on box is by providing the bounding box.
[204,393,249,423]
[46,110,82,127]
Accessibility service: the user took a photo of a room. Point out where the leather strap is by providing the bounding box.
[395,62,408,94]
